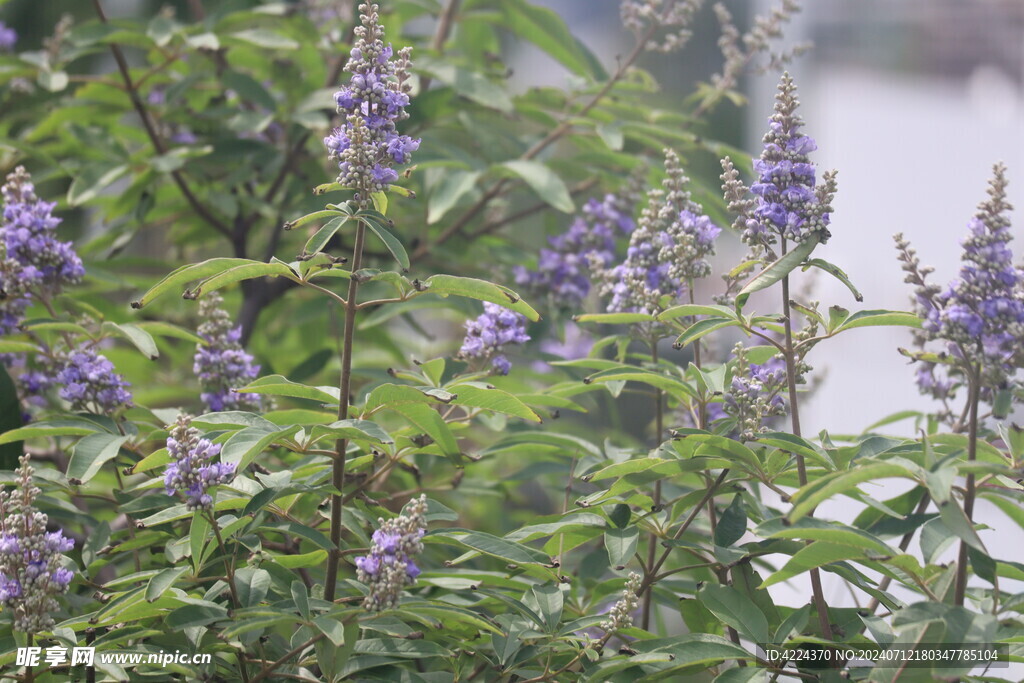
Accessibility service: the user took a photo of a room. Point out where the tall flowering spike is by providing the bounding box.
[514,192,637,309]
[56,346,133,415]
[0,167,84,334]
[0,456,75,634]
[324,2,419,200]
[458,302,531,375]
[601,572,642,633]
[593,149,720,314]
[194,293,264,413]
[163,415,236,511]
[355,494,428,611]
[916,165,1024,389]
[739,73,835,248]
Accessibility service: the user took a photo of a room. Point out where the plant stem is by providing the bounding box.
[249,634,325,683]
[641,337,664,631]
[206,510,250,683]
[325,221,368,602]
[954,365,981,607]
[780,243,833,642]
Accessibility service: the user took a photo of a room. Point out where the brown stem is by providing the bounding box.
[324,221,368,602]
[641,338,664,630]
[92,0,231,239]
[207,510,251,683]
[779,244,833,642]
[249,634,325,683]
[954,366,980,607]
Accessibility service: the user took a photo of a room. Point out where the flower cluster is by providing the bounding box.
[593,149,720,315]
[324,2,418,197]
[355,494,427,611]
[0,456,75,634]
[459,302,531,375]
[724,345,788,440]
[56,347,133,414]
[163,415,236,511]
[515,193,636,309]
[905,164,1024,392]
[601,571,642,633]
[722,73,836,250]
[0,167,84,334]
[0,22,15,51]
[194,293,264,413]
[620,0,702,53]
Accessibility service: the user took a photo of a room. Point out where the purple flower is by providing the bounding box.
[326,2,418,195]
[354,495,428,611]
[741,73,834,247]
[0,456,75,634]
[515,194,636,310]
[56,347,133,415]
[917,165,1024,389]
[0,22,15,52]
[194,293,263,413]
[162,415,236,511]
[724,348,788,440]
[458,302,530,374]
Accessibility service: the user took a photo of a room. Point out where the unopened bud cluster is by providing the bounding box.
[0,456,75,634]
[724,345,788,441]
[601,571,642,633]
[163,415,236,511]
[620,0,703,53]
[355,494,428,611]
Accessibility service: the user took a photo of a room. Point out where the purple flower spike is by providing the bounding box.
[354,495,428,611]
[162,415,236,511]
[194,292,263,413]
[458,302,530,375]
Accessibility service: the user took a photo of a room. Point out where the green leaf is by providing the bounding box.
[68,163,129,206]
[736,237,819,309]
[269,549,328,569]
[789,462,918,523]
[448,383,541,422]
[433,529,550,566]
[0,340,38,354]
[575,312,654,325]
[313,615,347,646]
[698,583,770,646]
[132,258,297,309]
[657,304,739,322]
[833,309,922,333]
[359,211,409,271]
[674,317,740,349]
[235,375,341,404]
[938,500,986,552]
[67,433,128,484]
[501,160,574,213]
[221,70,277,110]
[499,0,606,80]
[714,495,747,547]
[0,418,103,446]
[756,432,835,470]
[308,419,393,445]
[101,322,159,360]
[235,567,271,607]
[227,28,298,50]
[389,403,460,458]
[186,259,299,299]
[531,584,563,632]
[145,567,187,603]
[303,216,349,257]
[417,61,513,113]
[134,321,206,345]
[803,258,863,302]
[419,274,539,321]
[165,603,228,629]
[428,170,481,224]
[190,512,210,573]
[605,527,638,567]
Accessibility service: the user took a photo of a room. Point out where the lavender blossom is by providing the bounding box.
[0,22,15,51]
[163,415,236,511]
[0,167,84,334]
[724,344,788,440]
[723,73,835,250]
[515,193,636,309]
[458,302,531,375]
[0,456,75,634]
[355,494,428,611]
[593,149,720,315]
[56,346,133,415]
[324,2,418,198]
[907,164,1024,392]
[194,293,263,413]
